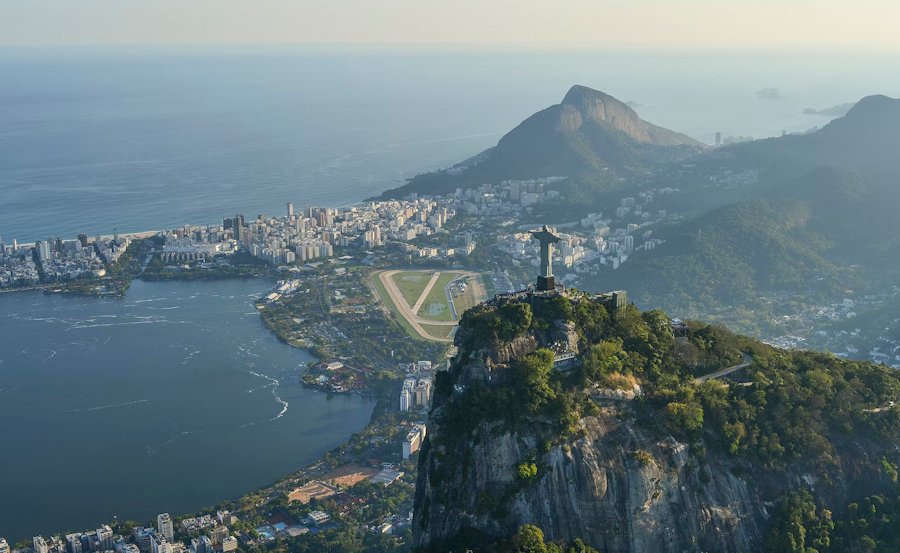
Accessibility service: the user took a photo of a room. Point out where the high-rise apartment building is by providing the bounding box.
[34,536,49,553]
[157,513,174,543]
[96,526,114,551]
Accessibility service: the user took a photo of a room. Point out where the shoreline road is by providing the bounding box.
[693,352,753,384]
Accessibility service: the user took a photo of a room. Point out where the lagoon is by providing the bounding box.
[0,278,374,541]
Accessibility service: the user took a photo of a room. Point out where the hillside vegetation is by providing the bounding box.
[415,292,900,552]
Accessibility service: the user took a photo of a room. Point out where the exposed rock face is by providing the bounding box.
[557,85,699,146]
[382,84,705,198]
[416,325,876,551]
[469,84,703,180]
[551,319,579,354]
[415,295,899,551]
[414,403,768,552]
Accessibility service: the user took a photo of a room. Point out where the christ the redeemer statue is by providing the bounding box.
[530,225,560,291]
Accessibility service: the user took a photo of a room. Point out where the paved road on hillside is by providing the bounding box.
[693,353,753,384]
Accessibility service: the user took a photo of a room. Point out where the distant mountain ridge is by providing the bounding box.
[391,89,900,333]
[382,85,703,198]
[595,94,900,324]
[730,94,900,176]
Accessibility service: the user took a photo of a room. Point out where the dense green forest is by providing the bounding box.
[425,292,900,552]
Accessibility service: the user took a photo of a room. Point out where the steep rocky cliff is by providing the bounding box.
[556,85,701,146]
[416,407,772,552]
[413,292,900,552]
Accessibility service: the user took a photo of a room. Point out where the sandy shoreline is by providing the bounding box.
[13,229,161,248]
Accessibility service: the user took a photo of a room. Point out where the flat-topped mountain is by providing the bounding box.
[382,85,703,198]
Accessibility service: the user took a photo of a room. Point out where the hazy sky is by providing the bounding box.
[2,0,899,50]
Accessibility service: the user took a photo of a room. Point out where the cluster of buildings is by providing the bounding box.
[159,230,236,265]
[402,424,428,460]
[399,375,433,412]
[396,362,434,461]
[763,290,900,369]
[262,279,303,304]
[152,199,458,269]
[2,192,471,289]
[443,178,565,218]
[398,361,436,412]
[411,233,477,260]
[494,188,678,278]
[15,512,238,553]
[274,461,410,542]
[0,235,128,288]
[0,239,39,286]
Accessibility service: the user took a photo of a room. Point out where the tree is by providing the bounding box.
[765,490,832,553]
[507,525,549,553]
[582,339,625,382]
[515,349,557,413]
[517,462,538,481]
[666,399,703,432]
[498,302,534,340]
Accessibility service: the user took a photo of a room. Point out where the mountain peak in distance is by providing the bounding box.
[554,84,702,145]
[381,85,703,198]
[822,94,900,135]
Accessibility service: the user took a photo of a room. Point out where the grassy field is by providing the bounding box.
[450,274,486,317]
[391,271,433,308]
[371,273,428,341]
[416,272,459,322]
[372,270,484,342]
[420,324,455,340]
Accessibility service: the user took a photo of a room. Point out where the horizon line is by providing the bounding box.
[1,41,900,55]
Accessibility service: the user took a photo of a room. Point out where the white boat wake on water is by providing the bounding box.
[244,369,289,423]
[65,398,149,413]
[181,349,201,365]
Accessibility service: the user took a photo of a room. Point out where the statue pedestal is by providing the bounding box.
[536,275,555,291]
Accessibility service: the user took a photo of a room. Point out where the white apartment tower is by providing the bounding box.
[34,536,49,553]
[400,388,411,412]
[96,526,114,551]
[157,513,174,542]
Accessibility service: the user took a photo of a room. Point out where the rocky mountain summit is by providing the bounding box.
[383,85,703,198]
[554,85,701,146]
[413,290,900,552]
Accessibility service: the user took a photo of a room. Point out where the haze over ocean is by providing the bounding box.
[2,46,899,244]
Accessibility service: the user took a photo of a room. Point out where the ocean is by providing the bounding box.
[2,46,899,243]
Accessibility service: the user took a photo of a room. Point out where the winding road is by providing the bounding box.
[693,353,753,384]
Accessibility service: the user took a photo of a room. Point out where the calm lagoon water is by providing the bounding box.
[0,278,374,540]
